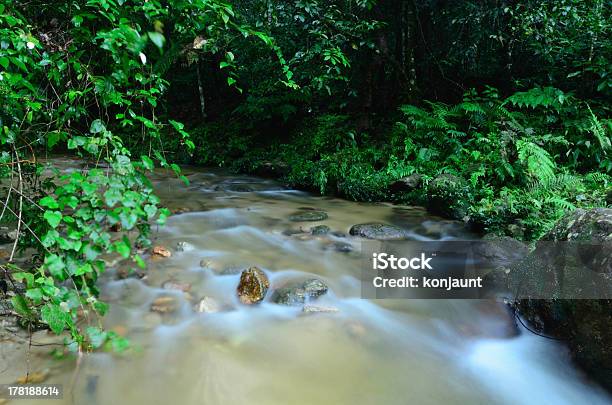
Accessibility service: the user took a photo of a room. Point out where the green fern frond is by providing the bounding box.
[587,104,611,154]
[505,87,570,111]
[517,140,556,182]
[543,196,576,211]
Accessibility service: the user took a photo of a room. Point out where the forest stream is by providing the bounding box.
[1,158,610,405]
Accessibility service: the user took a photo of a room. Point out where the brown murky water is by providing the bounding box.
[1,160,610,404]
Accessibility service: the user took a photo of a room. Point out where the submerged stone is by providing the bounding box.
[161,280,192,292]
[193,296,222,313]
[150,296,178,314]
[302,304,339,314]
[289,211,328,222]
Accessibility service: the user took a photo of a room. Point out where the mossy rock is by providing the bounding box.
[311,225,331,235]
[426,174,469,220]
[389,173,423,193]
[515,208,612,392]
[349,223,407,240]
[271,278,329,306]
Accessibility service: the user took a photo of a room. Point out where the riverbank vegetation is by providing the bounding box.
[1,1,610,351]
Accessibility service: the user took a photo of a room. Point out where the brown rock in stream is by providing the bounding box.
[152,245,171,258]
[237,267,269,304]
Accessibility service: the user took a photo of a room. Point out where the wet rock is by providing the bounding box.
[515,208,612,391]
[237,267,270,304]
[173,207,193,215]
[292,233,314,242]
[302,304,339,314]
[311,225,330,235]
[193,296,221,313]
[426,173,469,220]
[349,223,407,240]
[271,278,329,306]
[161,280,191,292]
[214,183,254,192]
[152,245,171,258]
[150,296,178,314]
[333,242,353,253]
[289,211,328,222]
[390,173,423,193]
[476,235,529,269]
[116,266,145,280]
[282,228,306,236]
[201,259,243,275]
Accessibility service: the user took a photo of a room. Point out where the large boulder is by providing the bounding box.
[426,174,469,220]
[349,223,407,240]
[516,208,612,391]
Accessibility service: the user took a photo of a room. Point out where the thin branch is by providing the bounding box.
[9,148,24,262]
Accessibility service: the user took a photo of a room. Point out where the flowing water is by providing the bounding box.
[1,160,610,405]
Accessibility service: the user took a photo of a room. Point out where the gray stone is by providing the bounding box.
[271,278,329,306]
[349,223,407,240]
[311,225,331,235]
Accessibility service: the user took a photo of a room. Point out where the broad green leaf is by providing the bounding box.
[40,196,59,209]
[87,326,108,348]
[141,155,154,170]
[25,288,43,302]
[90,119,105,134]
[134,254,146,269]
[44,211,62,228]
[114,239,130,258]
[11,295,31,318]
[41,304,69,335]
[147,32,165,49]
[93,301,109,316]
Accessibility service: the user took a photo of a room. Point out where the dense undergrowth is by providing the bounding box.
[166,86,611,241]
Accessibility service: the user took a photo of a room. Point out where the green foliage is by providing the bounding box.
[393,87,610,238]
[0,0,292,349]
